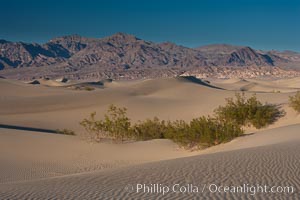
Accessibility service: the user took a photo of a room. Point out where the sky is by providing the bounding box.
[0,0,299,51]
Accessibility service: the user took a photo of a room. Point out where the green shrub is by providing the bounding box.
[186,117,242,148]
[84,86,95,91]
[80,95,283,149]
[248,104,283,129]
[80,104,131,142]
[104,104,131,141]
[289,92,300,113]
[74,86,95,91]
[164,120,191,147]
[161,117,243,148]
[215,93,284,129]
[131,117,167,140]
[80,104,243,148]
[214,117,244,143]
[80,112,107,141]
[56,129,76,136]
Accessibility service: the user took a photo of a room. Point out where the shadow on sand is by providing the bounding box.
[0,124,58,134]
[178,76,225,90]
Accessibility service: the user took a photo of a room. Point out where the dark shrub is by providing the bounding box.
[80,111,107,141]
[80,95,283,149]
[164,117,243,148]
[80,104,244,148]
[215,93,284,129]
[80,104,131,142]
[248,104,284,129]
[289,92,300,113]
[188,116,243,147]
[164,120,191,147]
[131,117,167,140]
[56,129,76,136]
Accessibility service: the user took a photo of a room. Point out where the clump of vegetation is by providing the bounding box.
[163,120,191,146]
[80,93,284,149]
[164,117,243,148]
[131,117,167,140]
[103,105,131,141]
[84,86,95,91]
[289,92,300,113]
[79,112,103,141]
[214,93,284,129]
[56,129,76,136]
[80,105,244,148]
[73,85,95,91]
[80,104,131,142]
[190,117,243,146]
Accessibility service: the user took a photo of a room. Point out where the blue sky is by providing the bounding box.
[0,0,299,51]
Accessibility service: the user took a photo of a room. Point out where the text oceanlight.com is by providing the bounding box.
[124,183,294,195]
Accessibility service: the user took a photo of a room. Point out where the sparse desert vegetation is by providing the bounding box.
[215,93,284,129]
[1,76,300,199]
[72,85,95,91]
[131,117,167,140]
[164,117,243,148]
[56,129,76,135]
[80,105,131,142]
[80,93,283,149]
[289,92,300,113]
[1,0,300,197]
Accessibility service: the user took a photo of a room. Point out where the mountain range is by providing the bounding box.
[1,33,299,80]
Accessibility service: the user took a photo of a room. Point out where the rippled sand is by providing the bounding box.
[1,77,300,199]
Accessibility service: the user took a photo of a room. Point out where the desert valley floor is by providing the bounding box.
[0,76,300,199]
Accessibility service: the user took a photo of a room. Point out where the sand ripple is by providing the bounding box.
[1,141,299,199]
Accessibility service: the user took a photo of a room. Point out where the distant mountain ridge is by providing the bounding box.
[0,33,299,80]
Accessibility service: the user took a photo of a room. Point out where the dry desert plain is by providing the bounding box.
[0,76,300,199]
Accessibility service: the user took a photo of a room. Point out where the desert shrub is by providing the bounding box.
[80,104,131,142]
[162,117,243,148]
[84,86,95,91]
[80,104,244,148]
[248,104,284,129]
[214,116,245,143]
[80,96,282,149]
[74,86,95,91]
[103,104,131,141]
[164,120,191,147]
[80,112,106,141]
[215,93,249,126]
[215,93,284,129]
[56,129,76,136]
[187,116,242,148]
[289,92,300,113]
[131,117,167,140]
[188,117,215,147]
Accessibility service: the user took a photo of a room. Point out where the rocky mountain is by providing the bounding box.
[0,33,299,80]
[0,39,68,70]
[196,44,289,66]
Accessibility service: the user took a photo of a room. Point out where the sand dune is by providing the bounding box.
[0,128,195,184]
[2,77,231,131]
[210,77,300,93]
[1,76,299,141]
[1,77,300,199]
[1,124,299,199]
[1,77,298,132]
